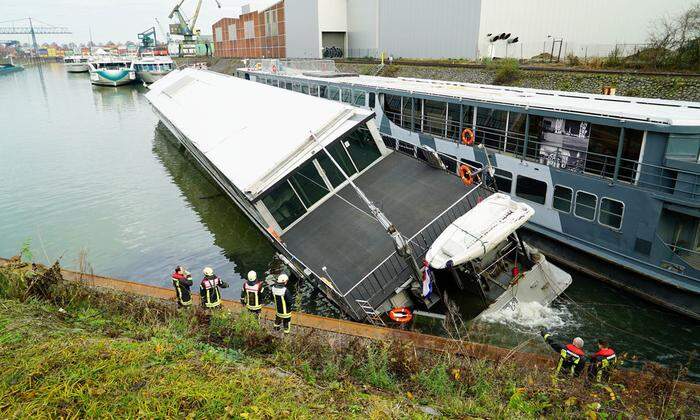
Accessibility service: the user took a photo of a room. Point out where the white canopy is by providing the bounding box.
[145,68,373,199]
[425,193,534,269]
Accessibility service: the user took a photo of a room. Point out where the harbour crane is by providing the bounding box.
[168,0,221,41]
[0,17,71,54]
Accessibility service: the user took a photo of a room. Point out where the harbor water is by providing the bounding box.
[1,64,697,379]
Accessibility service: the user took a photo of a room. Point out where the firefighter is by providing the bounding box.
[588,339,618,382]
[171,266,193,307]
[272,274,293,334]
[240,270,264,317]
[540,329,586,378]
[200,267,228,309]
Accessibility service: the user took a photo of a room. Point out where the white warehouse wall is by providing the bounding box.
[478,0,696,59]
[318,0,348,32]
[285,0,321,58]
[346,0,379,58]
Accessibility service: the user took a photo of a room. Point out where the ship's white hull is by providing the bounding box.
[65,62,89,73]
[136,70,170,84]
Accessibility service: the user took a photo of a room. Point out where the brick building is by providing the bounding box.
[212,1,285,58]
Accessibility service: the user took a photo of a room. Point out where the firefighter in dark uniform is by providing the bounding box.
[200,267,229,309]
[272,274,293,334]
[588,339,618,382]
[171,266,193,307]
[541,329,586,378]
[240,270,264,317]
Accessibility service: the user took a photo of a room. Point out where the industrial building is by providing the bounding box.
[212,0,696,60]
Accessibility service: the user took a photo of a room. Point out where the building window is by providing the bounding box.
[515,176,547,205]
[553,185,573,213]
[352,90,366,107]
[341,89,351,103]
[575,191,597,221]
[494,168,512,193]
[228,24,237,41]
[261,181,307,229]
[599,197,624,229]
[214,27,223,42]
[423,100,446,137]
[244,20,254,39]
[328,86,340,101]
[265,9,278,37]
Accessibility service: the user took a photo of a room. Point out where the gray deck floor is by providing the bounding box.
[282,152,470,295]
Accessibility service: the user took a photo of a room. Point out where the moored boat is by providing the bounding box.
[134,56,175,84]
[88,57,135,86]
[63,55,90,73]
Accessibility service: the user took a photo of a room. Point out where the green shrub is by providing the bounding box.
[357,344,395,389]
[416,363,454,397]
[490,59,520,85]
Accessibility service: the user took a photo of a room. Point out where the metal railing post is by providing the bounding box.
[613,127,625,181]
[522,113,530,159]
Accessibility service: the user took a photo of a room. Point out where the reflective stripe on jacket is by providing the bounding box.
[272,284,292,318]
[243,281,263,310]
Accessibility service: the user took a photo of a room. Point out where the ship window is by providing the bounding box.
[301,84,309,94]
[319,85,327,98]
[316,140,357,188]
[515,176,547,205]
[462,105,474,131]
[341,89,351,103]
[384,94,402,126]
[401,96,413,129]
[506,112,527,155]
[575,191,597,221]
[526,115,544,159]
[599,197,624,229]
[353,90,366,106]
[261,182,306,229]
[328,86,340,101]
[476,108,507,151]
[585,124,620,179]
[285,82,292,90]
[288,159,328,208]
[619,129,644,183]
[309,84,319,96]
[292,83,301,92]
[553,185,573,213]
[494,168,512,193]
[423,100,446,137]
[369,92,375,108]
[446,103,461,141]
[414,99,423,131]
[343,128,381,172]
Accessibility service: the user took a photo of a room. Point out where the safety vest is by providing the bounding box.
[243,281,263,310]
[272,284,292,318]
[593,348,617,382]
[201,275,223,308]
[556,344,585,376]
[172,273,192,306]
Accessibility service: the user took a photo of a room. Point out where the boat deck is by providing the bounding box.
[282,151,471,306]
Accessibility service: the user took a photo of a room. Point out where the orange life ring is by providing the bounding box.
[388,307,413,323]
[461,128,475,145]
[458,164,476,186]
[271,64,278,73]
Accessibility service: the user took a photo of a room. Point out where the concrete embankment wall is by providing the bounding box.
[337,62,700,101]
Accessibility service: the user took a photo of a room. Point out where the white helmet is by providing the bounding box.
[203,267,214,276]
[277,274,289,284]
[573,337,584,349]
[247,270,257,281]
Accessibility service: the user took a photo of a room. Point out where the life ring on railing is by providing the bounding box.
[254,62,262,70]
[388,307,413,323]
[461,128,475,145]
[458,164,477,186]
[271,64,278,73]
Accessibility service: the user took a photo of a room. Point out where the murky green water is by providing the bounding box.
[1,64,696,378]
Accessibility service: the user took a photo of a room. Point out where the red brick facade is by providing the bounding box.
[212,1,286,58]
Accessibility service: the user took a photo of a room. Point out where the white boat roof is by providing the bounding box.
[136,56,173,63]
[245,67,700,127]
[145,68,373,199]
[425,193,534,269]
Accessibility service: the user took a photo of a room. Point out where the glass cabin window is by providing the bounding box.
[476,108,508,151]
[401,96,413,129]
[261,182,306,229]
[553,185,573,213]
[666,133,700,161]
[369,92,375,108]
[575,191,597,221]
[462,105,474,131]
[414,99,423,131]
[423,100,447,137]
[526,115,544,159]
[328,86,340,101]
[619,129,644,183]
[285,82,292,90]
[288,159,328,208]
[309,84,319,96]
[506,112,527,155]
[316,139,357,189]
[384,94,402,126]
[494,168,513,193]
[599,197,624,229]
[585,124,620,179]
[446,103,461,141]
[301,84,309,94]
[292,83,301,92]
[353,90,366,107]
[319,85,327,98]
[343,128,382,172]
[341,89,351,103]
[515,176,547,205]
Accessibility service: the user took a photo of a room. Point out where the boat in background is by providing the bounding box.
[134,56,175,84]
[0,57,23,75]
[88,57,135,86]
[63,55,90,73]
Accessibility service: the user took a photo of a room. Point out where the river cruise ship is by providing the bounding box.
[235,59,700,320]
[134,56,175,84]
[145,68,571,322]
[88,57,135,86]
[63,55,90,73]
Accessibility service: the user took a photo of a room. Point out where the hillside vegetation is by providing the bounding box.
[0,258,697,418]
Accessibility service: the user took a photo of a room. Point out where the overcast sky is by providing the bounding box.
[0,0,247,45]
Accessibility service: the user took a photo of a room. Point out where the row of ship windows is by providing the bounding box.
[494,168,624,230]
[254,75,369,107]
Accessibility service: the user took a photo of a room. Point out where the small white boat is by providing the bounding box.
[63,55,90,73]
[425,193,572,318]
[88,57,135,86]
[134,56,175,84]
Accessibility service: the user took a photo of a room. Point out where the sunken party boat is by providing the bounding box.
[145,68,571,322]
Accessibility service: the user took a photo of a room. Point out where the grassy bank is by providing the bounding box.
[1,259,697,418]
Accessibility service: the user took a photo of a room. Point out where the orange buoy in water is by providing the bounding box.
[388,307,413,323]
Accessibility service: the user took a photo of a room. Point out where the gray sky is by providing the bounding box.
[0,0,247,45]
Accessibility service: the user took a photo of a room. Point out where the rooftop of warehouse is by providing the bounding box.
[245,67,700,127]
[145,68,373,199]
